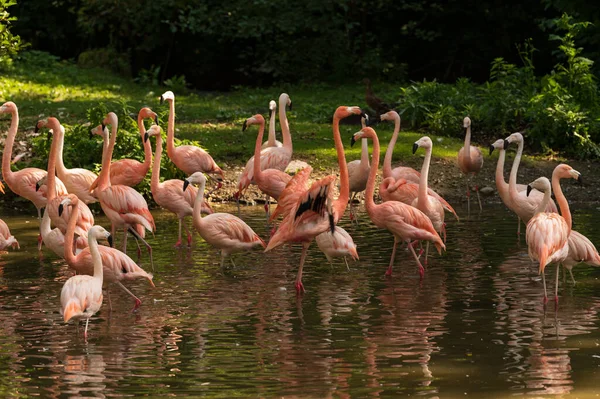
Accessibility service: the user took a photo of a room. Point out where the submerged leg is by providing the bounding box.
[344,256,350,271]
[385,237,399,276]
[128,227,154,271]
[116,281,142,311]
[542,270,548,304]
[425,241,430,266]
[568,267,576,285]
[175,218,183,248]
[122,227,129,253]
[466,176,471,216]
[37,207,43,251]
[84,318,90,340]
[264,195,271,222]
[517,217,521,237]
[408,240,425,279]
[475,178,482,212]
[295,242,311,293]
[555,264,560,305]
[184,222,193,247]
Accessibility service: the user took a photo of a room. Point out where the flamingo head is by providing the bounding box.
[242,114,265,131]
[102,112,118,129]
[35,175,48,192]
[160,91,175,104]
[553,164,582,184]
[335,106,368,124]
[279,93,292,111]
[463,116,471,129]
[139,107,159,125]
[5,235,19,250]
[183,171,206,192]
[527,176,551,197]
[505,132,524,146]
[413,136,432,154]
[380,110,399,123]
[35,117,60,141]
[58,194,79,217]
[0,101,17,115]
[351,126,376,147]
[89,225,113,247]
[90,124,108,140]
[269,100,277,113]
[144,124,162,143]
[489,138,508,155]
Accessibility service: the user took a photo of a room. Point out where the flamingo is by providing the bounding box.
[380,111,420,183]
[35,118,94,250]
[412,136,446,264]
[353,126,445,278]
[160,91,224,180]
[315,226,359,270]
[268,164,313,224]
[39,202,70,258]
[183,172,266,267]
[235,93,293,201]
[60,194,155,310]
[489,138,556,234]
[265,106,367,293]
[262,100,282,149]
[0,101,68,249]
[0,219,19,250]
[52,122,98,204]
[457,117,484,213]
[244,114,291,216]
[346,116,371,222]
[505,132,558,232]
[60,225,109,340]
[145,124,213,248]
[92,113,155,265]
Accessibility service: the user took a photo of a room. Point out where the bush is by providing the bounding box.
[0,0,26,69]
[78,47,131,77]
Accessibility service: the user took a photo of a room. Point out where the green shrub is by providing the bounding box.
[77,47,131,77]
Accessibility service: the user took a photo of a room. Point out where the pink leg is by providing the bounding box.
[385,237,399,276]
[84,318,90,341]
[116,281,142,311]
[475,183,482,211]
[554,263,560,306]
[122,228,128,253]
[175,218,183,248]
[295,242,311,294]
[542,270,548,304]
[408,241,425,279]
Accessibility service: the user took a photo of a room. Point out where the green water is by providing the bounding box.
[1,203,600,398]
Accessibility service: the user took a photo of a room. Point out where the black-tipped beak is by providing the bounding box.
[34,125,40,133]
[183,179,190,192]
[144,132,149,143]
[329,213,335,234]
[242,120,248,131]
[46,131,51,141]
[89,130,94,139]
[58,204,64,217]
[160,96,164,104]
[107,234,113,248]
[153,115,159,125]
[489,144,495,156]
[101,124,106,131]
[35,182,41,192]
[288,102,292,111]
[412,143,419,154]
[360,111,369,124]
[350,136,357,147]
[577,175,583,185]
[503,139,509,150]
[526,185,532,197]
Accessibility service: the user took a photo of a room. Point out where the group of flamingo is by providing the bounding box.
[0,90,598,339]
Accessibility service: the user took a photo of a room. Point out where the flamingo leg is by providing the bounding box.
[295,242,310,294]
[220,252,225,268]
[175,218,183,248]
[555,264,560,305]
[568,267,576,285]
[84,318,90,340]
[230,255,237,268]
[184,222,193,247]
[122,227,128,253]
[128,227,154,271]
[110,224,116,247]
[517,217,521,237]
[542,270,548,304]
[344,256,350,271]
[466,175,471,216]
[475,176,482,211]
[264,195,270,222]
[425,241,430,266]
[408,240,425,279]
[37,207,43,251]
[116,281,142,311]
[385,237,399,276]
[349,192,357,224]
[106,288,112,312]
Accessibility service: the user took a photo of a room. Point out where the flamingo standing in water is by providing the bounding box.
[457,117,484,213]
[262,100,282,149]
[160,91,224,180]
[412,136,446,264]
[265,106,367,293]
[505,132,557,234]
[92,113,155,265]
[380,111,420,183]
[353,127,445,278]
[0,101,68,248]
[60,225,109,340]
[60,194,155,310]
[184,172,266,267]
[0,219,19,250]
[346,117,371,222]
[315,226,359,270]
[244,114,291,217]
[145,124,213,247]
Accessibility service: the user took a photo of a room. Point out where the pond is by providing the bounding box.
[1,202,600,397]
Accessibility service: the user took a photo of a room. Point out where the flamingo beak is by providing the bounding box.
[526,185,532,197]
[144,132,149,143]
[412,143,419,154]
[153,115,159,125]
[329,213,335,234]
[160,95,164,104]
[35,181,41,192]
[101,124,106,131]
[489,144,495,156]
[503,139,509,150]
[577,174,583,184]
[360,111,369,124]
[107,234,113,248]
[58,203,64,217]
[350,136,357,147]
[47,132,51,141]
[288,102,292,111]
[183,179,190,192]
[242,120,248,131]
[34,124,40,133]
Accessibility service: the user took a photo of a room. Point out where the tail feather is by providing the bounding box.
[539,245,549,274]
[348,246,359,261]
[62,300,82,322]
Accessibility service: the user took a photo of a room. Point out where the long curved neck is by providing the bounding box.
[40,208,51,237]
[166,99,176,157]
[552,172,572,232]
[360,138,369,167]
[46,122,61,200]
[417,146,432,208]
[253,121,266,181]
[332,116,349,220]
[151,135,163,193]
[495,150,508,195]
[2,109,18,182]
[463,126,472,165]
[192,179,207,225]
[138,117,153,172]
[97,126,115,190]
[534,188,552,217]
[383,114,400,178]
[267,108,277,146]
[365,135,380,213]
[55,128,68,178]
[88,234,103,281]
[278,98,292,152]
[509,139,523,196]
[64,201,79,264]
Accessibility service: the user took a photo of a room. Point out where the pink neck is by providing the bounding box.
[64,199,80,265]
[98,124,117,189]
[494,149,510,202]
[383,113,400,178]
[2,110,18,183]
[552,170,572,232]
[138,115,153,172]
[360,138,369,166]
[267,108,277,146]
[192,178,207,227]
[365,134,380,214]
[508,138,523,197]
[151,134,162,194]
[278,97,292,153]
[332,116,349,221]
[45,120,61,200]
[417,146,432,208]
[253,119,266,183]
[166,99,176,157]
[463,126,472,165]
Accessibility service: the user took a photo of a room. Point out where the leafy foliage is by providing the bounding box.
[0,0,25,68]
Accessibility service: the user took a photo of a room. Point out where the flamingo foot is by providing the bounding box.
[83,330,88,341]
[418,265,425,279]
[137,247,142,258]
[187,232,193,247]
[174,239,182,248]
[543,295,548,305]
[554,295,559,306]
[132,298,142,312]
[270,226,277,238]
[37,234,43,251]
[423,257,428,266]
[264,203,269,213]
[295,280,305,294]
[385,266,393,277]
[349,212,355,221]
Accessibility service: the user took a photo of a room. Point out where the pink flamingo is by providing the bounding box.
[184,172,266,267]
[380,111,420,183]
[315,226,359,270]
[262,100,282,149]
[268,165,313,224]
[51,122,98,204]
[60,194,155,310]
[145,124,213,248]
[0,219,19,250]
[160,91,224,180]
[35,118,94,249]
[505,132,557,233]
[61,225,109,340]
[346,116,371,222]
[489,138,556,234]
[1,101,68,248]
[457,117,484,213]
[244,114,291,216]
[92,113,155,265]
[235,93,293,199]
[265,106,366,293]
[353,127,445,278]
[39,202,71,258]
[412,136,446,264]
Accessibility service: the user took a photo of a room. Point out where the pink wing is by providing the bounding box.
[237,147,292,193]
[60,168,98,203]
[380,177,457,219]
[98,185,155,231]
[172,145,222,176]
[60,275,102,321]
[458,146,484,174]
[526,213,569,268]
[256,169,291,199]
[316,226,359,261]
[269,166,313,222]
[47,195,94,238]
[201,213,266,249]
[11,168,68,209]
[0,219,11,239]
[110,159,148,187]
[389,166,421,184]
[567,230,600,266]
